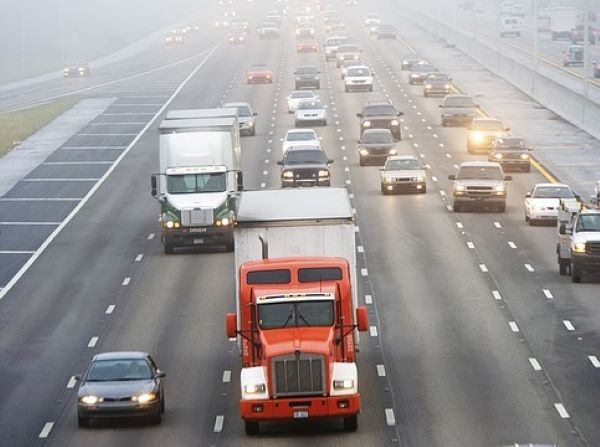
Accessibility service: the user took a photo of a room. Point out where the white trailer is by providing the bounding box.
[549,6,579,40]
[234,187,357,326]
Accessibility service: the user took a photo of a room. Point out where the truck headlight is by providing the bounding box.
[494,184,505,192]
[444,84,451,89]
[80,395,100,405]
[413,175,424,182]
[573,242,586,253]
[389,149,397,155]
[244,383,266,394]
[425,84,432,89]
[391,120,399,126]
[359,149,369,156]
[318,170,330,177]
[333,379,354,390]
[362,120,371,127]
[520,153,530,160]
[164,220,181,229]
[283,171,294,178]
[133,393,157,403]
[455,184,466,192]
[494,153,503,160]
[470,132,484,143]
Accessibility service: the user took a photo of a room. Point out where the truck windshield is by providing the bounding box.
[458,166,503,180]
[533,186,574,199]
[167,172,226,194]
[258,300,334,329]
[576,215,600,232]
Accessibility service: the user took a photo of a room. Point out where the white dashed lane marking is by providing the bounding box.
[563,320,575,331]
[529,358,542,371]
[222,370,231,383]
[507,241,517,249]
[122,277,131,286]
[370,326,378,337]
[39,422,54,439]
[479,264,488,273]
[365,294,373,304]
[543,289,554,299]
[88,336,99,348]
[377,364,386,377]
[509,321,520,333]
[589,355,600,368]
[67,376,77,389]
[524,264,535,272]
[492,290,502,300]
[385,408,396,426]
[105,304,115,314]
[554,403,570,419]
[361,268,368,276]
[494,221,502,229]
[135,254,143,262]
[214,415,225,432]
[466,241,475,249]
[147,233,155,240]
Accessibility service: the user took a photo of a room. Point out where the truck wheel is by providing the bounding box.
[245,421,259,435]
[559,258,569,275]
[453,203,461,212]
[525,213,529,222]
[77,416,89,428]
[499,204,506,213]
[250,127,256,137]
[343,414,358,432]
[164,244,174,255]
[224,239,234,252]
[572,264,582,283]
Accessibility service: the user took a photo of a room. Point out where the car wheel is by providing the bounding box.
[499,203,506,213]
[528,218,535,226]
[453,203,462,212]
[381,185,386,194]
[152,407,162,425]
[294,121,299,127]
[343,415,358,432]
[322,120,327,126]
[441,120,447,127]
[525,212,529,222]
[245,421,259,435]
[359,157,365,166]
[572,264,582,283]
[559,258,569,275]
[250,127,256,136]
[164,244,174,255]
[524,165,530,172]
[369,86,373,92]
[78,416,89,428]
[421,186,427,193]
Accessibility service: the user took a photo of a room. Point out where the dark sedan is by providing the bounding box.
[76,351,166,427]
[358,128,397,165]
[408,62,436,85]
[278,145,333,187]
[295,66,321,89]
[488,137,531,172]
[401,54,420,70]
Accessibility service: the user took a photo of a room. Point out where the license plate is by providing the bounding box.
[293,411,309,419]
[189,227,207,233]
[193,239,204,244]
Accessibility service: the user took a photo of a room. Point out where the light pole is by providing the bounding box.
[583,0,590,101]
[533,0,539,94]
[19,0,26,77]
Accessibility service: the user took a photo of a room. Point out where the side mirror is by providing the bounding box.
[150,174,158,198]
[505,127,511,131]
[356,113,363,118]
[253,112,257,116]
[356,306,369,332]
[237,171,244,192]
[226,313,237,338]
[438,104,444,108]
[277,160,283,165]
[574,194,581,201]
[74,374,82,382]
[448,174,457,180]
[558,224,571,235]
[327,159,334,164]
[525,192,531,198]
[155,370,166,378]
[504,175,513,181]
[397,112,404,116]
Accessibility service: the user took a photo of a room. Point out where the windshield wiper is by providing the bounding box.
[281,313,294,328]
[298,314,312,327]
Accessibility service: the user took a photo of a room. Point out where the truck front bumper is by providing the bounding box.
[162,225,233,248]
[241,394,360,422]
[572,253,600,272]
[453,196,506,207]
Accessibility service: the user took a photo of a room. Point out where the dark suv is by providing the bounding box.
[488,137,531,172]
[277,145,333,187]
[294,66,320,89]
[357,101,404,140]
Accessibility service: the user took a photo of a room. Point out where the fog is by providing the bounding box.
[0,0,207,84]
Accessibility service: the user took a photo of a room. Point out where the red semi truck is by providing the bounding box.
[225,188,369,435]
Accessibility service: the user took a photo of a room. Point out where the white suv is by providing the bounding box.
[344,65,373,92]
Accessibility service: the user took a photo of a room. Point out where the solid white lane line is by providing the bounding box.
[494,221,502,228]
[509,321,520,333]
[135,254,143,262]
[147,233,155,240]
[479,264,488,272]
[385,408,396,426]
[508,241,517,249]
[529,358,542,371]
[588,355,600,368]
[122,277,131,286]
[492,290,502,300]
[0,221,59,226]
[377,364,386,377]
[524,264,535,272]
[105,304,115,314]
[563,320,575,331]
[354,225,360,233]
[0,250,36,254]
[222,370,231,383]
[21,178,100,182]
[67,376,77,389]
[456,222,463,229]
[361,268,368,276]
[467,242,475,249]
[39,422,54,438]
[0,197,82,202]
[214,415,225,432]
[554,403,570,418]
[369,326,378,337]
[543,289,554,299]
[365,294,373,304]
[88,336,98,348]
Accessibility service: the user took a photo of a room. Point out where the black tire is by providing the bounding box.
[381,185,387,194]
[345,87,349,93]
[572,264,582,283]
[359,157,365,166]
[421,186,427,193]
[343,414,358,432]
[525,213,529,222]
[152,407,162,425]
[559,258,569,275]
[498,203,506,213]
[250,127,256,137]
[453,203,461,212]
[78,416,89,428]
[245,420,259,435]
[441,120,447,127]
[369,86,373,92]
[164,244,174,255]
[224,239,234,252]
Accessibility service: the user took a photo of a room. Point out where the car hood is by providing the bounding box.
[573,232,600,243]
[79,380,155,398]
[456,179,503,187]
[363,115,396,121]
[527,198,560,207]
[346,75,372,81]
[361,142,394,150]
[443,106,476,114]
[383,169,424,178]
[283,163,328,170]
[283,140,319,151]
[166,191,228,210]
[260,327,334,359]
[296,108,326,115]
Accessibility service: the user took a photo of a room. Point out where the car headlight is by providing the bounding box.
[229,37,234,41]
[333,379,354,390]
[391,119,399,126]
[520,153,530,160]
[314,76,319,80]
[215,217,232,226]
[410,73,419,78]
[362,120,371,127]
[318,170,330,177]
[353,55,359,60]
[444,84,451,89]
[425,84,432,89]
[80,395,100,405]
[494,153,503,160]
[573,242,586,253]
[470,132,484,143]
[133,393,157,403]
[413,175,424,182]
[494,184,505,192]
[283,171,294,178]
[389,149,397,155]
[248,75,253,80]
[244,383,266,394]
[359,149,369,156]
[64,68,70,72]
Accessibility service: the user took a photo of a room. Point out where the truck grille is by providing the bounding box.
[587,242,600,255]
[466,186,493,197]
[294,169,319,180]
[369,119,393,128]
[273,354,325,397]
[181,209,213,226]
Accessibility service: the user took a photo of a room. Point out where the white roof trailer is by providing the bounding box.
[165,108,239,120]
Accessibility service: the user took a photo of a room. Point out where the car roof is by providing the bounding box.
[223,102,251,108]
[364,100,394,107]
[459,161,502,167]
[534,182,569,188]
[93,351,149,361]
[286,144,323,151]
[363,128,393,135]
[286,129,317,135]
[386,155,419,161]
[347,65,370,70]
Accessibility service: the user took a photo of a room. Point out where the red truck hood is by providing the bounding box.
[260,326,334,359]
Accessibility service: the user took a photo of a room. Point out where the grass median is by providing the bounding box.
[0,99,77,158]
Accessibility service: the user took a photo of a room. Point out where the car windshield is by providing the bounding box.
[347,67,370,76]
[412,64,434,72]
[297,67,318,74]
[226,105,251,116]
[445,97,474,107]
[364,105,396,116]
[386,159,421,170]
[576,215,600,232]
[473,120,504,131]
[338,45,360,52]
[403,54,419,60]
[285,149,327,164]
[287,132,316,141]
[496,139,525,149]
[457,166,503,180]
[167,172,227,193]
[291,92,314,99]
[87,359,152,381]
[363,132,393,144]
[258,300,334,329]
[533,186,574,199]
[297,100,323,110]
[427,74,449,81]
[326,38,346,46]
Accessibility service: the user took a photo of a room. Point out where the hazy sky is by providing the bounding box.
[0,0,205,82]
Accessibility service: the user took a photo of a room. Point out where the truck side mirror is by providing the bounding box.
[504,175,512,181]
[74,374,82,382]
[397,112,404,116]
[356,113,363,118]
[327,159,334,164]
[558,224,571,235]
[277,160,283,165]
[150,174,158,198]
[237,172,244,192]
[225,313,237,339]
[448,174,457,180]
[525,192,531,198]
[355,307,368,332]
[253,112,257,116]
[155,370,166,378]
